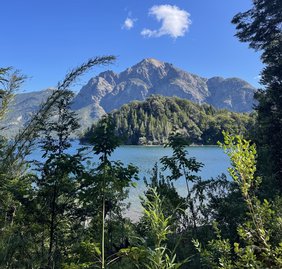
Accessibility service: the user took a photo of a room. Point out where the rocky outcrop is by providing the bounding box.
[206,77,256,112]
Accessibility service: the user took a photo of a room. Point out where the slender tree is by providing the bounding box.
[5,56,116,170]
[34,89,86,268]
[80,115,138,269]
[160,133,203,232]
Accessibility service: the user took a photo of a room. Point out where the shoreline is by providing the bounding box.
[79,140,219,147]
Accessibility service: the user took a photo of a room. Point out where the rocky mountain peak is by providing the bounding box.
[139,58,165,68]
[74,58,256,114]
[119,58,169,85]
[99,70,119,85]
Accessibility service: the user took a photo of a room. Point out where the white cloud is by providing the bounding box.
[123,17,135,30]
[141,5,191,39]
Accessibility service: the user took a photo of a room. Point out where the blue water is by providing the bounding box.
[29,141,231,219]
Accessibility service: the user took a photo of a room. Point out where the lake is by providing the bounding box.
[29,141,231,219]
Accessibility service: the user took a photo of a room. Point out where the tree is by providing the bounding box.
[85,95,254,146]
[77,115,138,269]
[4,57,115,176]
[0,67,26,181]
[0,67,25,121]
[232,0,282,194]
[0,56,116,268]
[33,89,87,268]
[160,133,203,233]
[0,67,35,268]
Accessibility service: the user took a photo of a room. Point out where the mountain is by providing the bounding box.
[73,58,255,116]
[206,76,256,112]
[1,58,256,137]
[0,89,53,137]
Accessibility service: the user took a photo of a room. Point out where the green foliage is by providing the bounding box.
[0,67,25,121]
[0,57,116,268]
[74,115,138,269]
[6,56,116,172]
[143,163,188,229]
[0,67,35,268]
[82,95,256,145]
[0,67,26,178]
[144,188,172,248]
[195,133,282,268]
[1,9,281,266]
[161,133,203,182]
[160,133,203,233]
[91,115,121,163]
[193,222,233,269]
[189,174,242,236]
[124,188,188,269]
[33,89,86,268]
[219,131,258,197]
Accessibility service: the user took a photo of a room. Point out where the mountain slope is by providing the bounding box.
[1,89,53,136]
[206,76,256,112]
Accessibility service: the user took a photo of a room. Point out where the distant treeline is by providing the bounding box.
[82,95,256,145]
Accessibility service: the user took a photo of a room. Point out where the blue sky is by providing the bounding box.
[1,0,263,92]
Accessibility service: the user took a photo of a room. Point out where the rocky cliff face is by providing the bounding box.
[73,58,255,115]
[206,76,256,112]
[73,59,211,113]
[2,58,256,136]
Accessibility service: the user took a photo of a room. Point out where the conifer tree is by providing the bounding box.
[232,0,282,194]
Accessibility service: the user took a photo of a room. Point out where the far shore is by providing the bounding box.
[79,140,219,147]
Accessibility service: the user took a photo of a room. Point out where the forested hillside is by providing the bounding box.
[82,95,256,145]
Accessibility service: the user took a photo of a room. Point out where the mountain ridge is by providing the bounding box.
[1,58,256,137]
[73,58,255,115]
